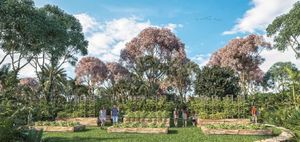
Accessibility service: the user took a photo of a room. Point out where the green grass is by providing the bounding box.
[43,127,272,142]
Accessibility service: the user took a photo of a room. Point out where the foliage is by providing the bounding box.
[208,35,270,95]
[266,1,300,58]
[120,27,188,101]
[20,128,43,142]
[205,124,269,130]
[125,111,170,118]
[189,95,249,119]
[167,59,200,102]
[0,0,44,71]
[75,57,108,87]
[0,117,18,141]
[119,97,175,112]
[194,66,240,98]
[262,62,298,91]
[35,121,81,127]
[112,122,167,128]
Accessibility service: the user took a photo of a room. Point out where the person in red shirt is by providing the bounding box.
[251,105,257,124]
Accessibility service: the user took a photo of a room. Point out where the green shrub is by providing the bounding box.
[189,95,249,119]
[20,128,43,142]
[0,118,17,142]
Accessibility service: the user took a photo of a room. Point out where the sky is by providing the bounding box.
[2,0,300,78]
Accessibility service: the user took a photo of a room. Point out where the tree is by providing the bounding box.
[167,59,200,102]
[266,2,300,58]
[37,64,68,120]
[0,0,45,73]
[284,67,300,107]
[75,57,108,96]
[19,77,38,90]
[106,62,129,102]
[208,35,270,95]
[194,66,240,98]
[75,57,108,117]
[106,62,130,85]
[120,27,186,99]
[263,62,298,91]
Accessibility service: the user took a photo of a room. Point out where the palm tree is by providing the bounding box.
[38,64,68,120]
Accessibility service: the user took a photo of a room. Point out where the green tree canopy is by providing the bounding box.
[263,62,298,91]
[194,66,240,98]
[266,2,300,57]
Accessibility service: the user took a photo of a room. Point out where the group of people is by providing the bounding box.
[173,108,197,127]
[98,105,259,128]
[98,105,119,127]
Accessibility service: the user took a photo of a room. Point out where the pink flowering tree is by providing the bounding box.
[208,34,271,95]
[19,77,38,90]
[106,62,130,102]
[120,27,186,99]
[75,57,108,96]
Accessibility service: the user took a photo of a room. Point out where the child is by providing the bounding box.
[182,109,188,127]
[173,108,179,127]
[99,107,106,128]
[191,112,197,127]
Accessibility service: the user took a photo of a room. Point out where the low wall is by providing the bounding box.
[123,117,170,127]
[57,116,113,126]
[254,125,295,142]
[201,126,273,135]
[34,125,85,132]
[197,118,250,127]
[107,127,168,134]
[57,117,98,126]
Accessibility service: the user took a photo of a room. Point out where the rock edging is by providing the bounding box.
[254,124,295,142]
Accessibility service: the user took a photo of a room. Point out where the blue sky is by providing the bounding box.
[6,0,298,77]
[35,0,249,57]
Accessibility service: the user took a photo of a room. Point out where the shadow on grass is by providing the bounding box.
[168,130,178,134]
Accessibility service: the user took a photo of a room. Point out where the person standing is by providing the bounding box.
[191,112,197,127]
[99,107,106,128]
[182,109,188,127]
[251,105,257,124]
[173,108,179,127]
[111,105,119,125]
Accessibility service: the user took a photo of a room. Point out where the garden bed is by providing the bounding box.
[123,111,170,127]
[56,117,100,126]
[107,122,168,134]
[123,118,170,127]
[33,121,85,132]
[197,118,250,127]
[200,124,276,136]
[107,127,168,134]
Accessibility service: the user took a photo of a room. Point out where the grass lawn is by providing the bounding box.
[43,127,272,142]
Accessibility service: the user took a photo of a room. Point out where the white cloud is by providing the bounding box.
[164,23,183,32]
[260,47,300,72]
[0,14,182,78]
[223,0,297,35]
[75,14,182,63]
[191,54,211,67]
[74,13,99,33]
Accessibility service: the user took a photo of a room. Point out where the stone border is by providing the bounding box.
[33,125,85,132]
[254,124,295,142]
[56,117,101,126]
[197,119,250,127]
[123,117,170,127]
[201,126,273,135]
[107,127,168,134]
